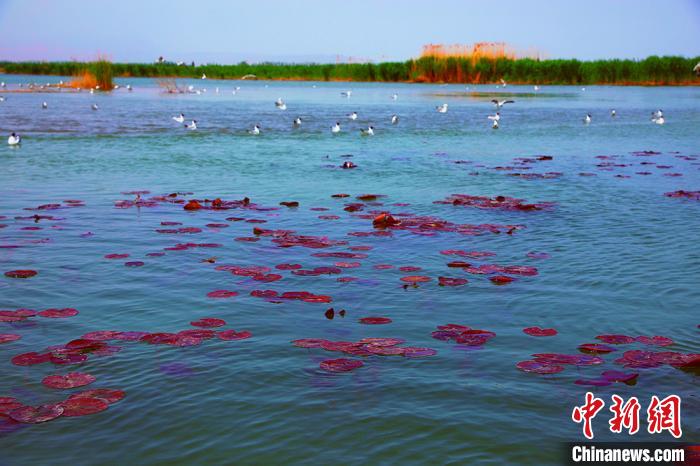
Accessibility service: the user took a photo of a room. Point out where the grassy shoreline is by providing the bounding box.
[1,55,699,85]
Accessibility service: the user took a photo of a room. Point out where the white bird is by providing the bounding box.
[126,84,132,91]
[293,117,302,127]
[184,120,197,130]
[391,93,398,100]
[654,109,663,119]
[91,104,99,111]
[7,132,21,145]
[275,97,284,106]
[348,112,358,120]
[114,84,120,90]
[360,126,374,136]
[201,73,207,80]
[436,103,448,113]
[231,89,237,95]
[500,78,507,87]
[654,116,665,125]
[611,109,616,118]
[0,96,5,102]
[188,85,195,92]
[89,89,95,94]
[391,114,399,125]
[488,112,501,122]
[341,90,352,98]
[0,82,5,88]
[173,113,185,123]
[248,124,261,135]
[491,119,499,129]
[331,122,341,134]
[42,102,48,109]
[215,87,219,94]
[534,85,540,91]
[491,99,514,109]
[277,103,287,110]
[583,113,592,124]
[581,87,586,92]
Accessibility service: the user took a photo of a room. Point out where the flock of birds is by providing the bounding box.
[2,79,669,145]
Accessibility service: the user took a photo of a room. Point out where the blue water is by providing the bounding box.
[1,75,699,465]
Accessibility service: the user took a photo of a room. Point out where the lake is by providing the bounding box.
[1,75,699,465]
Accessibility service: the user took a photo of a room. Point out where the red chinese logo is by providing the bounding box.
[572,392,606,439]
[572,393,682,439]
[647,395,682,438]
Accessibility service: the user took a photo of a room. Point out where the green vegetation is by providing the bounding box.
[1,55,698,85]
[90,58,113,89]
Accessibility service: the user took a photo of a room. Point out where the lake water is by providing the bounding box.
[1,75,699,465]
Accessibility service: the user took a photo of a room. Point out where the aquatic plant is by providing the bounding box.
[2,54,699,85]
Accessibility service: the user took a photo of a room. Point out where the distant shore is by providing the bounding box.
[1,55,699,86]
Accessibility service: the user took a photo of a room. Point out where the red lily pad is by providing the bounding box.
[400,275,431,283]
[373,264,394,270]
[59,397,108,417]
[636,335,674,347]
[12,352,51,366]
[124,261,144,267]
[68,389,125,405]
[191,318,226,328]
[578,343,617,354]
[206,290,239,298]
[319,358,364,373]
[9,404,63,424]
[399,266,422,272]
[4,270,37,279]
[104,254,129,259]
[292,338,328,348]
[523,327,558,337]
[596,334,635,345]
[438,276,468,286]
[359,337,405,347]
[42,372,96,389]
[490,275,514,284]
[601,370,639,384]
[218,330,252,341]
[359,317,392,325]
[0,334,21,344]
[275,263,302,270]
[38,308,79,318]
[516,360,565,374]
[402,347,438,358]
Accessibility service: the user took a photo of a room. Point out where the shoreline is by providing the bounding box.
[1,71,698,87]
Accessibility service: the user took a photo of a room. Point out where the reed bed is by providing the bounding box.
[1,55,698,85]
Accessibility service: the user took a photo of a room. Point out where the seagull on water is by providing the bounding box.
[293,117,302,127]
[391,93,398,101]
[391,114,399,125]
[653,116,665,125]
[500,78,507,87]
[42,102,48,109]
[0,82,5,88]
[611,109,616,118]
[201,73,207,80]
[0,96,5,102]
[436,103,448,113]
[653,109,663,119]
[348,112,358,120]
[340,90,352,98]
[7,132,21,145]
[583,113,592,124]
[91,104,99,111]
[126,84,132,91]
[360,126,374,136]
[185,120,197,130]
[248,124,261,135]
[173,113,185,123]
[491,99,514,109]
[534,85,540,91]
[331,122,341,134]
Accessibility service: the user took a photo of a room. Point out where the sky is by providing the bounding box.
[0,0,698,63]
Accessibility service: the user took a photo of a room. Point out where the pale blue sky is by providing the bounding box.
[0,0,698,63]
